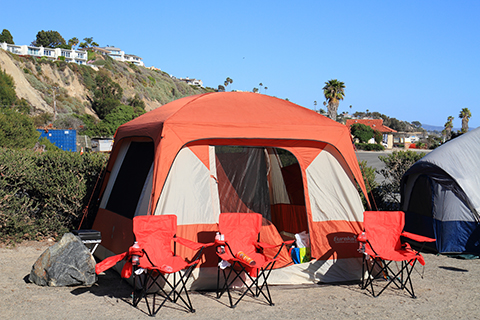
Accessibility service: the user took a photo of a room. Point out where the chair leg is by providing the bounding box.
[362,257,419,299]
[133,268,198,316]
[218,261,276,308]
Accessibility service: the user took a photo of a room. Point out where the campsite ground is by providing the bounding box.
[1,240,479,319]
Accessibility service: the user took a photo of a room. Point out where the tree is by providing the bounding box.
[252,87,259,93]
[411,121,422,130]
[0,29,14,44]
[0,69,17,107]
[224,77,233,91]
[373,130,383,144]
[78,37,99,49]
[31,30,66,48]
[89,73,123,119]
[322,79,345,121]
[444,116,454,140]
[459,108,472,133]
[68,37,79,49]
[350,123,374,143]
[217,85,225,92]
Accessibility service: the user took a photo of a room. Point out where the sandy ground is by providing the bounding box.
[1,241,480,320]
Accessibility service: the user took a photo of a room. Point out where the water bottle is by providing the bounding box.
[215,232,225,254]
[357,232,366,254]
[132,241,140,265]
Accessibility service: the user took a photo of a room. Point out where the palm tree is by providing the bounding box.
[322,79,345,120]
[224,77,233,91]
[459,108,472,133]
[78,37,99,49]
[444,116,454,140]
[68,37,79,49]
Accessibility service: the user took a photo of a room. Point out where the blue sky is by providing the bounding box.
[3,1,479,128]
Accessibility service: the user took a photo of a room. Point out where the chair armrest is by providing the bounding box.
[174,236,211,251]
[255,239,295,249]
[401,231,436,243]
[95,252,127,274]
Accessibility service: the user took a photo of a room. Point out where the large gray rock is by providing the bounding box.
[29,233,97,286]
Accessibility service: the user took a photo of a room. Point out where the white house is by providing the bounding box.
[95,46,145,67]
[178,77,204,87]
[1,42,88,65]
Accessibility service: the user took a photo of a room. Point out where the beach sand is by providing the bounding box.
[1,241,479,319]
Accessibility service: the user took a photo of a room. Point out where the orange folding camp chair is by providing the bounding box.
[95,215,207,316]
[215,212,293,308]
[358,211,435,298]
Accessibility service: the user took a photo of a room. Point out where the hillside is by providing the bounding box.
[0,49,212,121]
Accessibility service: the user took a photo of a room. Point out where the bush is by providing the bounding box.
[355,143,385,151]
[358,160,377,209]
[0,148,108,242]
[375,150,425,210]
[0,108,40,149]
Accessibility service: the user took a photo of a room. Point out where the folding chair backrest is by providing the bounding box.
[364,211,404,254]
[219,212,262,257]
[133,215,177,266]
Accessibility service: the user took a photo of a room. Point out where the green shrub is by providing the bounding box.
[0,148,108,242]
[358,160,377,209]
[355,143,385,151]
[376,150,425,210]
[87,50,96,61]
[0,108,40,149]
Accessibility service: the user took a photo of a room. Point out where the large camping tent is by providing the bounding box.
[401,127,480,254]
[92,92,370,288]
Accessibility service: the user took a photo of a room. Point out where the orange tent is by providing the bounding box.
[93,92,369,288]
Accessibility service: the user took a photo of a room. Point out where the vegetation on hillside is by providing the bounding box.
[2,48,212,138]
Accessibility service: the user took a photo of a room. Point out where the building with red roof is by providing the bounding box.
[345,119,396,148]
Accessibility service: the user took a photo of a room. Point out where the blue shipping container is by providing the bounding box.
[37,129,77,152]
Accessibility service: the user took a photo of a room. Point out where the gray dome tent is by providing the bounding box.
[401,127,480,254]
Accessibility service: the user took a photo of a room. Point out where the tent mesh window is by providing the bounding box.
[214,146,308,235]
[106,141,154,219]
[215,146,271,220]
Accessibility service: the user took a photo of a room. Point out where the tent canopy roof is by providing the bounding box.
[115,92,350,143]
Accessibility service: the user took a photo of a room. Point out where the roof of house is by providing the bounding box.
[345,119,397,133]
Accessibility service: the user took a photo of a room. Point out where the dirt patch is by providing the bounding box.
[0,50,49,112]
[1,241,479,319]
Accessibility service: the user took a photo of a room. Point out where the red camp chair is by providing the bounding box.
[215,212,293,308]
[95,215,207,316]
[358,211,435,298]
